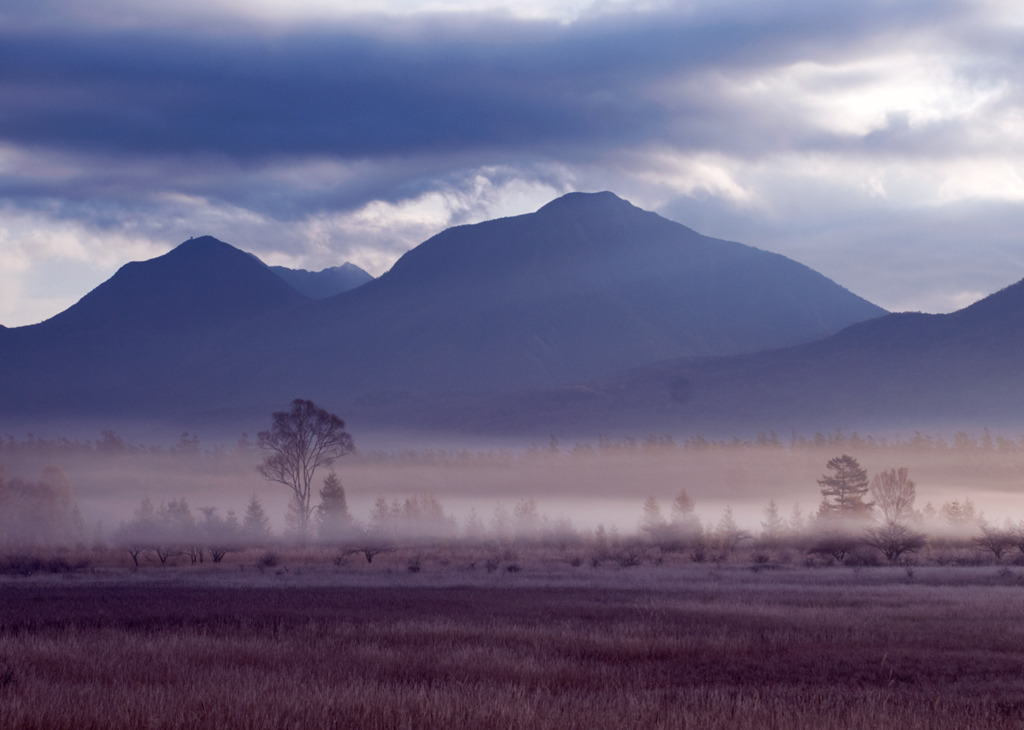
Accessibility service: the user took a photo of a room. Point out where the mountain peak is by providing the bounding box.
[165,235,259,265]
[40,235,303,333]
[537,191,631,214]
[174,234,229,249]
[329,190,887,395]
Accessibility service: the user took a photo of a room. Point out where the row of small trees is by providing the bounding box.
[245,397,1012,567]
[630,454,1010,565]
[4,396,1008,568]
[114,494,273,566]
[108,480,1003,568]
[87,432,1012,567]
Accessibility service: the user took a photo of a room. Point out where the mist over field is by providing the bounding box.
[4,426,1024,550]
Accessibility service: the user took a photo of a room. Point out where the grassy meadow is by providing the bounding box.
[5,430,1024,727]
[3,559,1024,729]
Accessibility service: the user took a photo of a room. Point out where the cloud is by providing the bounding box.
[0,0,986,165]
[0,205,166,325]
[1,0,1023,325]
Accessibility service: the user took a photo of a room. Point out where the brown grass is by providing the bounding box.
[2,564,1024,728]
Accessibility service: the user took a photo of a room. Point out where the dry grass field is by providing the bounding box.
[3,560,1024,729]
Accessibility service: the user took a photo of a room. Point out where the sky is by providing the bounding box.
[2,0,1024,327]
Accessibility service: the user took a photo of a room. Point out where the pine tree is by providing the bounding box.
[316,472,351,540]
[512,498,541,540]
[817,454,872,518]
[760,500,786,546]
[463,508,486,541]
[242,494,272,542]
[715,506,750,553]
[640,496,667,539]
[670,488,701,536]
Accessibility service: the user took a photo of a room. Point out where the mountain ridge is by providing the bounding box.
[271,262,373,299]
[265,191,887,396]
[0,192,892,434]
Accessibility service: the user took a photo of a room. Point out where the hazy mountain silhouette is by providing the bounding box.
[261,192,886,401]
[0,236,309,418]
[41,236,306,335]
[440,278,1024,438]
[0,192,889,430]
[271,263,372,298]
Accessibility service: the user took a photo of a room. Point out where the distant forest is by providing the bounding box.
[5,426,1024,459]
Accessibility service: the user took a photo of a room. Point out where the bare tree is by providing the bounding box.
[870,468,916,525]
[807,531,861,564]
[864,522,927,564]
[346,542,393,564]
[257,399,354,543]
[198,507,242,563]
[974,519,1013,561]
[114,497,157,567]
[1007,521,1024,560]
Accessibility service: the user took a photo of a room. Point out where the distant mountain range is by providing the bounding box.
[9,190,1013,440]
[270,263,372,299]
[411,278,1024,438]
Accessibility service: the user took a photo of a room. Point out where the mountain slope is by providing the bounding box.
[451,278,1024,438]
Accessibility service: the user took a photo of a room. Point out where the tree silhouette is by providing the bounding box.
[817,454,872,518]
[715,506,750,554]
[760,500,786,547]
[864,522,926,563]
[316,472,352,541]
[242,494,272,543]
[870,467,916,525]
[258,399,354,543]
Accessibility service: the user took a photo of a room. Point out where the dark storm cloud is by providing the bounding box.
[0,0,973,166]
[0,28,657,160]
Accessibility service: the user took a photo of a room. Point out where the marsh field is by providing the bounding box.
[6,430,1024,728]
[3,560,1024,729]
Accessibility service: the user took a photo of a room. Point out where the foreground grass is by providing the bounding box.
[2,566,1024,728]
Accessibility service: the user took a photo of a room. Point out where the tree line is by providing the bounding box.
[104,445,1015,570]
[3,399,1022,569]
[6,425,1024,462]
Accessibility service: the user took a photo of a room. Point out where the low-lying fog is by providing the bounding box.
[3,428,1024,547]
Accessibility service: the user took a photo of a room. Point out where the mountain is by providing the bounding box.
[255,192,886,400]
[0,192,888,431]
[40,236,306,335]
[446,278,1024,438]
[271,263,373,298]
[0,236,309,418]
